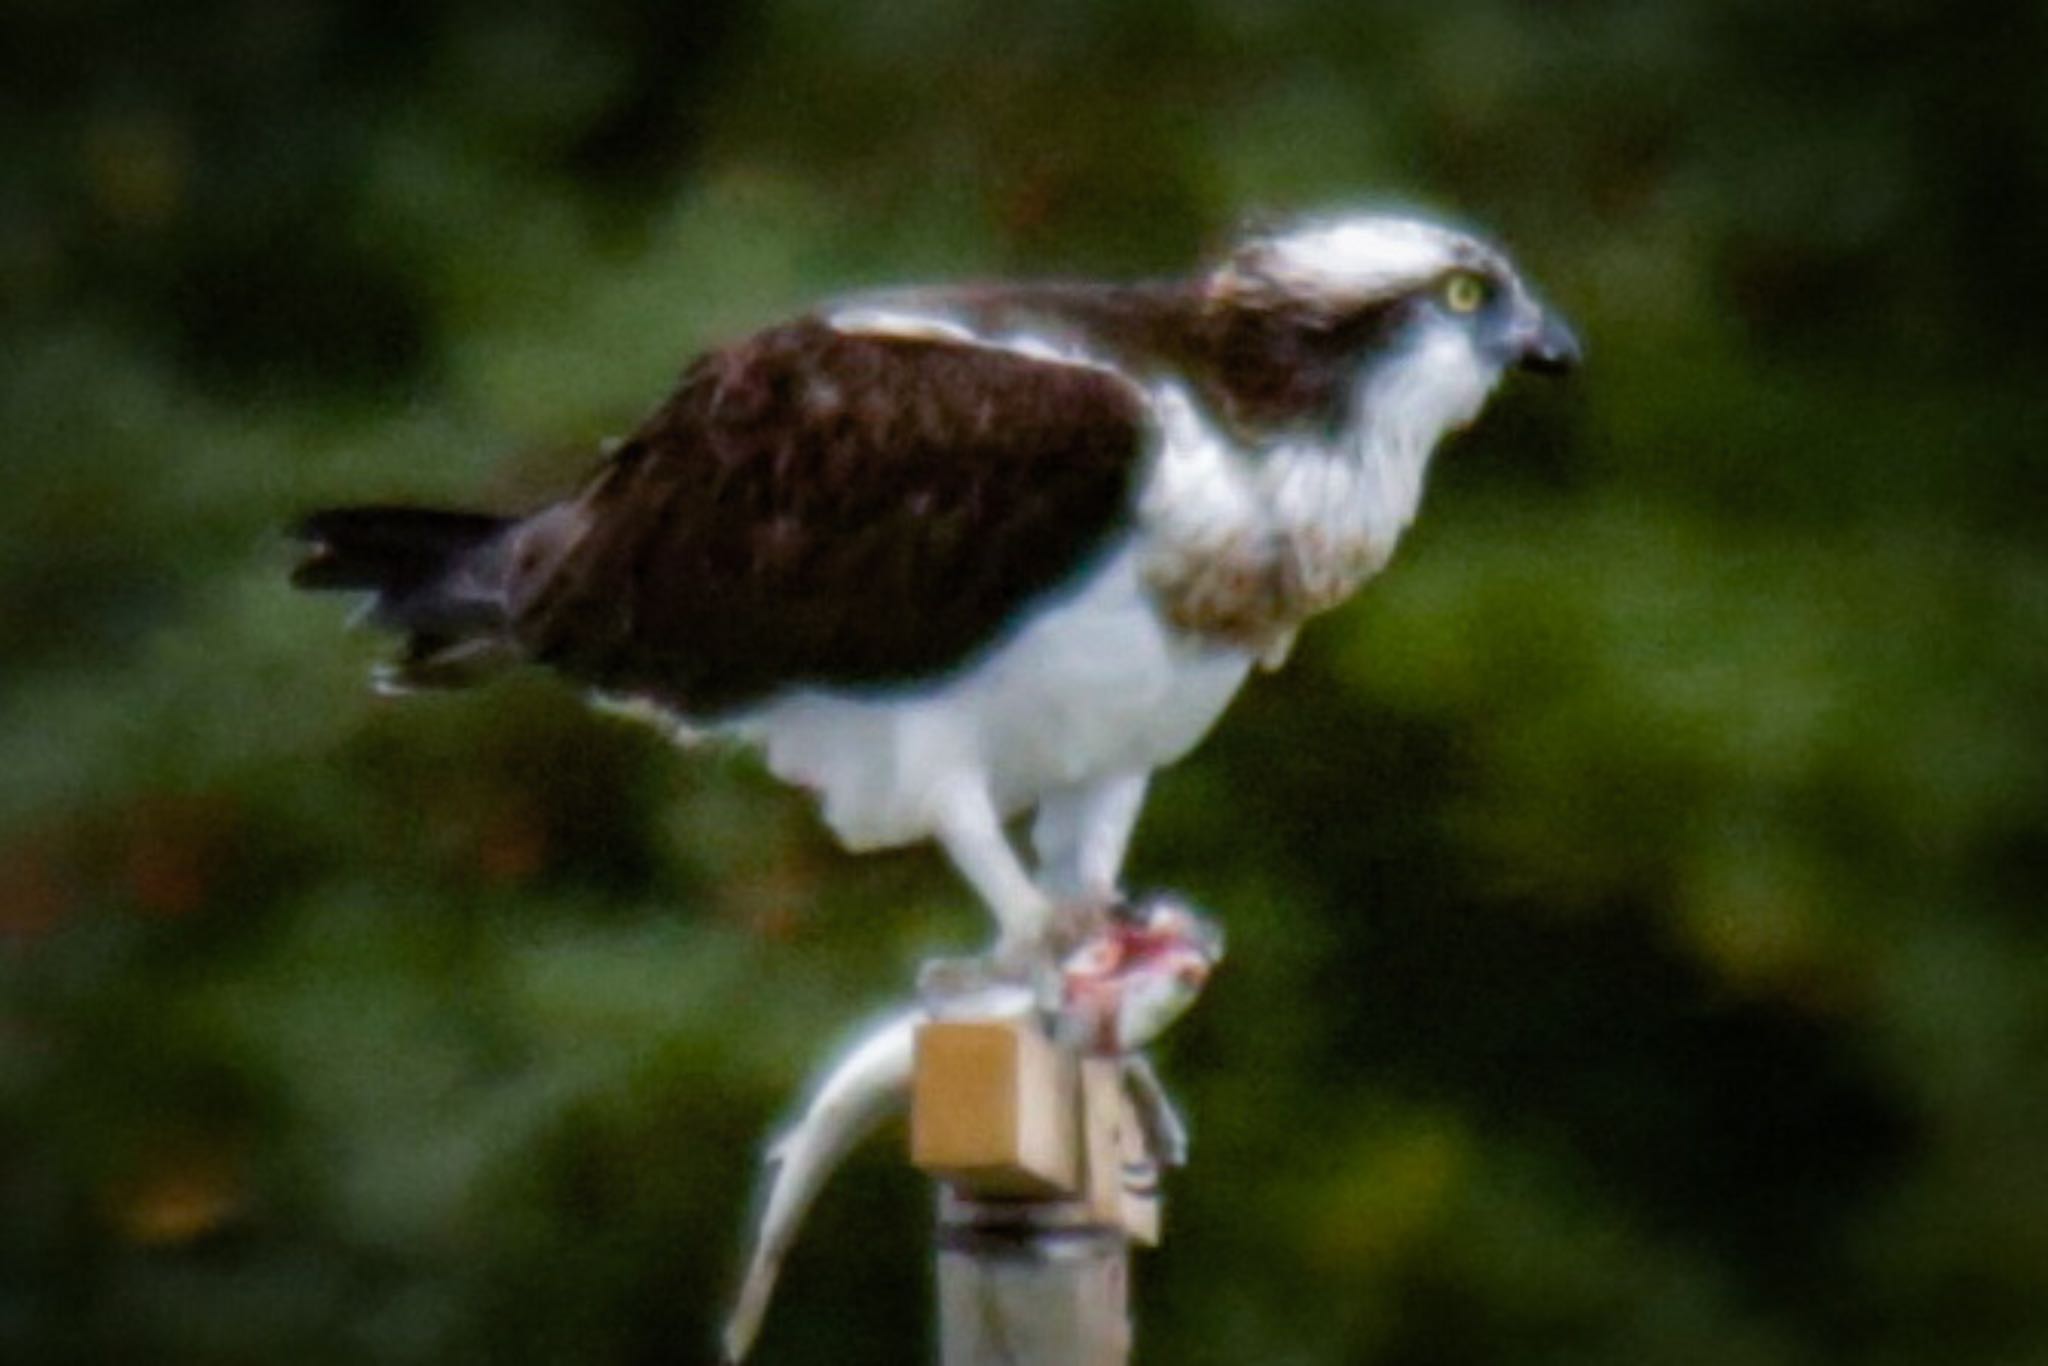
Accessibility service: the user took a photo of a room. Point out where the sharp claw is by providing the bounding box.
[1044,894,1122,955]
[1106,896,1148,927]
[917,952,1038,1018]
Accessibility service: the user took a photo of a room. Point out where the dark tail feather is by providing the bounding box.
[291,505,519,690]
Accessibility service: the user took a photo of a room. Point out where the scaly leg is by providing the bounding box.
[930,776,1052,957]
[1030,770,1151,902]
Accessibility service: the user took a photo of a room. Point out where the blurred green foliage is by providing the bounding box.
[4,1,2047,1362]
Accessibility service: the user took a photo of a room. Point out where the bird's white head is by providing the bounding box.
[1214,208,1581,392]
[1185,208,1580,571]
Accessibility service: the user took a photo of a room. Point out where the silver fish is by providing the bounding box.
[721,1007,920,1365]
[720,981,1041,1362]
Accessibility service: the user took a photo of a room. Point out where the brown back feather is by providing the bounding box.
[513,319,1150,716]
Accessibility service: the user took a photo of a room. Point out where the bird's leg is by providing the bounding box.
[929,777,1054,974]
[1030,771,1151,940]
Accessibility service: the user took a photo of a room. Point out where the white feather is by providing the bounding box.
[738,543,1252,850]
[1236,211,1500,303]
[818,307,978,344]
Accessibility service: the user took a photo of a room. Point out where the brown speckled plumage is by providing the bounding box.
[1144,526,1382,652]
[932,281,1408,439]
[508,318,1150,714]
[291,233,1536,717]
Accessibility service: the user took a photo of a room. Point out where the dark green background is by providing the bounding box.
[5,2,2046,1362]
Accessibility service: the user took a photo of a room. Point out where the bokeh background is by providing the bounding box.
[6,2,2047,1362]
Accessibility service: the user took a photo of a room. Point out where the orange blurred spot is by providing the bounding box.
[83,112,187,231]
[111,1153,243,1247]
[476,799,550,884]
[122,795,236,919]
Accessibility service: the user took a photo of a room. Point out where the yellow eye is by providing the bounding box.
[1444,272,1488,313]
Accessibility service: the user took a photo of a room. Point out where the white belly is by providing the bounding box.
[730,545,1254,850]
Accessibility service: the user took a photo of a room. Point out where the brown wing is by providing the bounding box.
[512,317,1153,716]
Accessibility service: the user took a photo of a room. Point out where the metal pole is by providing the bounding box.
[935,1190,1131,1366]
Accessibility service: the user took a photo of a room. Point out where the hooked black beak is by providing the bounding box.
[1517,312,1582,376]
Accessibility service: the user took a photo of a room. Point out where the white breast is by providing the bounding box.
[735,546,1254,850]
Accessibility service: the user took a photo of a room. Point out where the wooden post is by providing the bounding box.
[913,1017,1154,1365]
[934,1192,1130,1366]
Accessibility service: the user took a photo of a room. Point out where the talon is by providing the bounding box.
[988,933,1048,980]
[916,953,1036,1019]
[1044,894,1123,956]
[1107,898,1147,926]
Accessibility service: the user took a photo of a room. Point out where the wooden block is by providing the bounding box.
[1080,1059,1126,1227]
[912,1019,1079,1198]
[1116,1087,1162,1247]
[1078,1060,1162,1245]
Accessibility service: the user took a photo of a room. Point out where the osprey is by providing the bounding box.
[293,210,1578,960]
